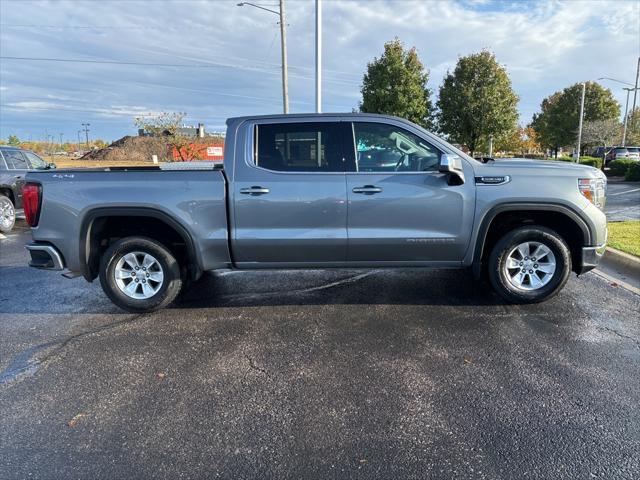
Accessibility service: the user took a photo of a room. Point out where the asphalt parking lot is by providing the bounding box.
[605,181,640,221]
[1,222,639,479]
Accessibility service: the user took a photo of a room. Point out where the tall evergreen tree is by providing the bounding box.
[360,38,434,129]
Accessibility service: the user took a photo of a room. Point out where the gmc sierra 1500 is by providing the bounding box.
[24,113,607,312]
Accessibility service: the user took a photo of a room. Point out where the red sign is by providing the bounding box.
[172,143,224,162]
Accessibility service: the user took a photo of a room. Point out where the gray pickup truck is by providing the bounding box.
[24,113,608,311]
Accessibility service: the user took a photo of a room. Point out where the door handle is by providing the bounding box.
[240,186,270,195]
[14,175,23,179]
[352,185,382,195]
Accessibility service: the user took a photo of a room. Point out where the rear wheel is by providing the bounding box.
[99,237,182,312]
[0,194,15,233]
[488,226,571,303]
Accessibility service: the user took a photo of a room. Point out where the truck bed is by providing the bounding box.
[27,168,231,276]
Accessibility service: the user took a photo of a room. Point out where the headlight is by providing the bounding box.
[578,177,606,210]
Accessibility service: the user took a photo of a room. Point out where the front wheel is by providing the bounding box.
[0,194,15,233]
[99,237,182,312]
[488,226,571,304]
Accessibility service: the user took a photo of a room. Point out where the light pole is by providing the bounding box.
[575,82,586,163]
[315,0,322,113]
[632,57,639,127]
[59,133,63,146]
[77,130,82,147]
[238,1,289,114]
[622,88,632,146]
[81,123,90,149]
[598,77,639,146]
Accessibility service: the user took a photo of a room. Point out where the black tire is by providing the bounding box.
[99,236,182,312]
[0,194,16,233]
[488,226,571,304]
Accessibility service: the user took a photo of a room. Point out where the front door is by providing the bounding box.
[232,121,350,266]
[345,121,475,264]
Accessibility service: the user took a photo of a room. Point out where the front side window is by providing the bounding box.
[2,150,28,169]
[24,151,47,169]
[353,122,441,173]
[255,122,344,172]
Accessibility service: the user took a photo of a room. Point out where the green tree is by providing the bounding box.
[530,82,620,156]
[625,106,640,145]
[360,38,434,129]
[436,50,519,156]
[7,135,20,146]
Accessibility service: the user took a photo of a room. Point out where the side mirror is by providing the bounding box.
[47,163,57,170]
[438,154,465,184]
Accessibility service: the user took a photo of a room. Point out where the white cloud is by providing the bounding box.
[0,0,638,139]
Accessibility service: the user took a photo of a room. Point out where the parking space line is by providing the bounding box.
[0,233,6,240]
[609,188,640,196]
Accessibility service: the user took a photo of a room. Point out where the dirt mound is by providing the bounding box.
[81,136,164,163]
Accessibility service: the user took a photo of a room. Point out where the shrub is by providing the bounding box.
[608,159,635,177]
[580,156,603,169]
[625,162,640,181]
[556,156,574,162]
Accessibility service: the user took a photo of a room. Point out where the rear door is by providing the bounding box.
[1,149,29,208]
[344,120,475,264]
[231,120,351,266]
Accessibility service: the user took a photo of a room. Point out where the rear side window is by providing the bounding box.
[254,122,344,172]
[2,150,28,169]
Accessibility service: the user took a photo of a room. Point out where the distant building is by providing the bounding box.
[138,123,224,139]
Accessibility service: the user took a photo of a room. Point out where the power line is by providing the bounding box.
[0,56,241,69]
[0,55,360,86]
[0,24,158,29]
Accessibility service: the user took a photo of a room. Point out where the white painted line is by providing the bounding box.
[592,269,640,296]
[609,188,640,196]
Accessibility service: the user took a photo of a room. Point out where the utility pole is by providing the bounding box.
[279,0,289,113]
[237,1,289,114]
[82,123,90,149]
[575,82,586,163]
[77,130,82,146]
[315,0,322,113]
[59,133,63,146]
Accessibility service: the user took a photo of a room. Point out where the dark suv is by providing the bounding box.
[0,146,54,233]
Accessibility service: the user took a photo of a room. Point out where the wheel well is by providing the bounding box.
[0,187,15,204]
[479,210,587,274]
[84,215,199,281]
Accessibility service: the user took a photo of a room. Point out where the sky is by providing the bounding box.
[0,0,639,142]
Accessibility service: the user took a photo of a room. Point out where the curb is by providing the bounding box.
[604,247,640,272]
[596,247,640,294]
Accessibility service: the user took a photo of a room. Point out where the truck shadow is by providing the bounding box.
[171,268,509,309]
[0,266,510,315]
